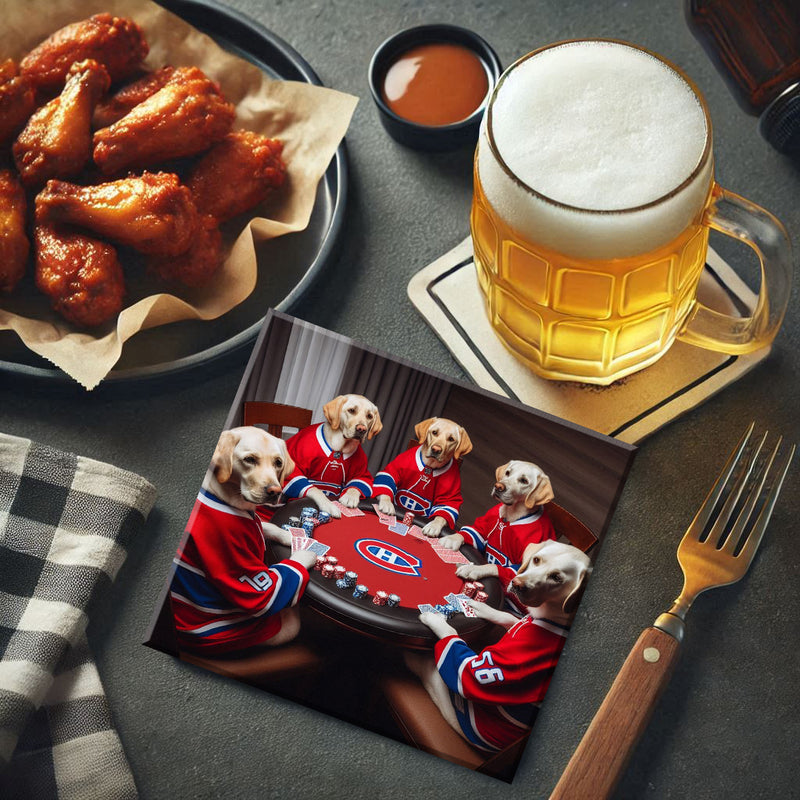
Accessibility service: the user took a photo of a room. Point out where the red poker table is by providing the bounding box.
[268,500,502,649]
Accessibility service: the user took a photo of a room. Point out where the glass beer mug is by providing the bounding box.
[471,39,792,384]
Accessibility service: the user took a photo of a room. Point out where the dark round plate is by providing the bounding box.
[0,0,348,388]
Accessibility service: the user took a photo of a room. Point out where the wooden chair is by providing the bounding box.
[377,668,528,781]
[545,501,598,553]
[242,401,313,437]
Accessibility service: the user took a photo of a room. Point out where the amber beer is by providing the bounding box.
[472,40,791,384]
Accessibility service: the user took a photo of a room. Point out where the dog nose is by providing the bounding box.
[431,445,442,454]
[263,484,282,502]
[355,423,366,433]
[494,482,505,491]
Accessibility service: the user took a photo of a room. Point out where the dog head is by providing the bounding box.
[209,426,295,509]
[493,460,554,509]
[323,394,382,442]
[510,540,592,616]
[414,418,472,466]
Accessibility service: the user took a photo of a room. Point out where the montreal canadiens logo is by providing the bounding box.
[354,538,422,576]
[399,495,427,514]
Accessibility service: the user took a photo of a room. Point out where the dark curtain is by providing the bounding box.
[337,348,452,475]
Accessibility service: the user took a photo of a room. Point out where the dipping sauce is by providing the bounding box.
[382,42,489,126]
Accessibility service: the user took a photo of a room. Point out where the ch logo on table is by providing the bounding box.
[354,538,422,576]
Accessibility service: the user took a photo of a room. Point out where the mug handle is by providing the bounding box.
[677,184,792,354]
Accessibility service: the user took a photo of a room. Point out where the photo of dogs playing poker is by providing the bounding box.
[145,310,635,782]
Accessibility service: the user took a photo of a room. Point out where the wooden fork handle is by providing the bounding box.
[550,626,682,800]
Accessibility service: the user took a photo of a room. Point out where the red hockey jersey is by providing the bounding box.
[434,615,569,752]
[459,504,556,589]
[283,423,374,500]
[170,489,309,654]
[373,446,462,527]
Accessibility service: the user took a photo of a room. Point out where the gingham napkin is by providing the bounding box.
[0,433,156,799]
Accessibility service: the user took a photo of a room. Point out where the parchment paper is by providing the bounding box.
[0,0,358,389]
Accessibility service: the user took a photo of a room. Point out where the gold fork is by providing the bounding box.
[550,423,795,800]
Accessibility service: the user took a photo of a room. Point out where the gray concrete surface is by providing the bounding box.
[1,0,798,798]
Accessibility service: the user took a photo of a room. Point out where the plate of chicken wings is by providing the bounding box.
[0,0,349,387]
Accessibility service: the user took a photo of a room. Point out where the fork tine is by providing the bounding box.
[683,421,754,542]
[736,440,796,563]
[706,431,767,547]
[720,434,777,554]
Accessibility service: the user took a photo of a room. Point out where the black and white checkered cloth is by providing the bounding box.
[0,432,156,799]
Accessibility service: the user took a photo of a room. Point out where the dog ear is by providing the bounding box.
[526,471,554,508]
[211,430,238,484]
[414,418,436,444]
[455,426,473,459]
[277,439,295,485]
[495,461,512,483]
[367,406,383,440]
[562,566,592,615]
[323,396,347,430]
[518,540,548,573]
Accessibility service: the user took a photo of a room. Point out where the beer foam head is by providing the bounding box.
[478,41,713,259]
[490,41,708,210]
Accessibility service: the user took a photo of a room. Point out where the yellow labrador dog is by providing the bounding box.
[441,461,555,591]
[376,417,472,537]
[284,394,382,519]
[204,427,318,644]
[408,541,592,742]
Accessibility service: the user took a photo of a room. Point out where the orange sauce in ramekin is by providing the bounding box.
[381,42,489,126]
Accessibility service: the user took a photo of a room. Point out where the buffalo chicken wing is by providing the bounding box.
[0,59,36,146]
[93,66,235,175]
[92,65,176,129]
[186,131,287,222]
[0,168,29,293]
[19,13,148,95]
[13,59,110,187]
[36,171,199,257]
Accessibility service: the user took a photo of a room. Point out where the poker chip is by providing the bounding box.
[402,511,415,526]
[300,507,316,519]
[317,511,331,524]
[463,582,477,598]
[373,590,389,606]
[313,556,325,571]
[334,565,347,581]
[321,564,336,579]
[302,520,316,536]
[326,556,339,568]
[474,590,488,603]
[352,584,368,598]
[386,594,401,607]
[344,570,358,587]
[336,578,349,589]
[473,582,485,593]
[288,516,301,527]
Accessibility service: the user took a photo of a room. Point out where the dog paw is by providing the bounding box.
[419,611,456,637]
[456,563,483,580]
[339,488,361,508]
[377,496,395,516]
[318,498,341,519]
[422,519,445,538]
[464,599,491,619]
[262,522,292,547]
[290,548,319,570]
[439,533,464,551]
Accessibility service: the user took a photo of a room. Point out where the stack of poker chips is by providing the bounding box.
[434,603,458,619]
[463,581,485,598]
[474,590,489,603]
[333,565,347,587]
[301,507,316,536]
[321,563,336,579]
[386,594,401,607]
[372,590,389,606]
[352,584,368,599]
[288,516,302,527]
[317,511,331,524]
[402,511,415,526]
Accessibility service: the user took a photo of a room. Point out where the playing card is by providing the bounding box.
[388,522,409,535]
[407,525,427,540]
[417,604,437,614]
[291,535,309,551]
[287,526,307,537]
[306,540,330,556]
[371,503,395,525]
[438,549,470,564]
[332,501,364,517]
[452,593,477,617]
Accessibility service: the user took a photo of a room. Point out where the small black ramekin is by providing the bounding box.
[368,24,502,151]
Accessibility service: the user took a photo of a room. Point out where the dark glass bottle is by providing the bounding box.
[685,0,800,153]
